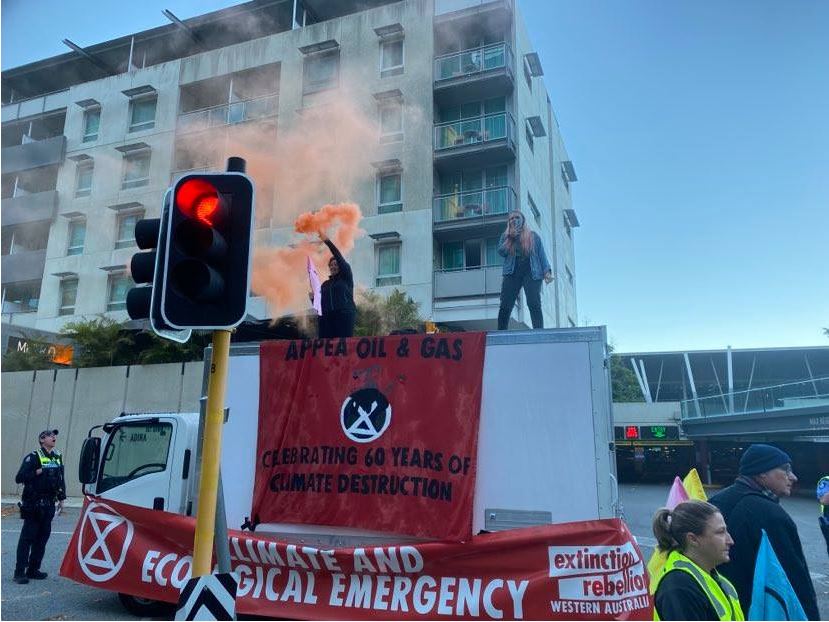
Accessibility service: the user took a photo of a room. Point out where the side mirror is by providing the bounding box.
[79,437,101,485]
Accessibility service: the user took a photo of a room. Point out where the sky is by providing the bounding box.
[2,0,828,352]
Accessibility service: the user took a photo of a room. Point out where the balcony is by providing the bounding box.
[434,0,512,20]
[2,135,66,174]
[177,94,278,134]
[434,44,514,105]
[2,249,46,285]
[2,190,58,226]
[434,265,502,299]
[434,112,515,169]
[433,186,515,237]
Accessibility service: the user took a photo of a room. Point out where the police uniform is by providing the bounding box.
[14,430,66,583]
[653,550,745,621]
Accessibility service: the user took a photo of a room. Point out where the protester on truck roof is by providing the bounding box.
[496,210,553,331]
[651,500,744,621]
[709,444,820,620]
[316,230,356,338]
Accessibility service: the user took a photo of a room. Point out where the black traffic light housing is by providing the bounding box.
[161,171,254,329]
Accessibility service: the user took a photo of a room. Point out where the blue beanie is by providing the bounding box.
[739,444,791,476]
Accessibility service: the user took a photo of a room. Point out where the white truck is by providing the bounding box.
[76,327,618,616]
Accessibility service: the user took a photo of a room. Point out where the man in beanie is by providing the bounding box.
[709,444,819,619]
[13,429,65,584]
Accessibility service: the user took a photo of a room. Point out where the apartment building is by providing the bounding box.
[1,0,580,338]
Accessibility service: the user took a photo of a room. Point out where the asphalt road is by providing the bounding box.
[1,485,827,620]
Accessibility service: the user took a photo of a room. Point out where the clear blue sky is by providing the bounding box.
[3,0,828,352]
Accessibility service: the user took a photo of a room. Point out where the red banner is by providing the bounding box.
[252,334,486,541]
[61,497,652,620]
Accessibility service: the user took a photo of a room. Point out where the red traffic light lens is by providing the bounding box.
[176,179,220,225]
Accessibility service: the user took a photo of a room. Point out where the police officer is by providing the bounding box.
[818,475,829,557]
[14,429,66,584]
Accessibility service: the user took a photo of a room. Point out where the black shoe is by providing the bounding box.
[13,573,29,584]
[26,570,47,580]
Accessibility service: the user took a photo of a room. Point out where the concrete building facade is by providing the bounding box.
[2,0,579,337]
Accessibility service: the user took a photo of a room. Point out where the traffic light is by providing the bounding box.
[161,171,254,329]
[126,191,192,343]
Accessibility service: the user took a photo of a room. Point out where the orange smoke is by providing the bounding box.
[251,203,363,318]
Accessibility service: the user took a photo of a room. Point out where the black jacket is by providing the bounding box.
[320,239,355,314]
[16,448,66,505]
[655,569,725,621]
[709,477,819,620]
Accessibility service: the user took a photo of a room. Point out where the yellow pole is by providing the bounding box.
[192,329,231,577]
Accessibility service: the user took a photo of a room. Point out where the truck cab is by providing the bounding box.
[79,412,199,515]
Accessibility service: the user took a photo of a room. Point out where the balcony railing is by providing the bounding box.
[433,186,516,223]
[435,0,507,16]
[434,265,503,298]
[435,43,512,82]
[177,93,278,134]
[680,377,829,419]
[434,112,514,151]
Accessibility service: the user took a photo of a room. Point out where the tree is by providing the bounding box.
[354,288,422,336]
[607,344,643,402]
[59,317,134,367]
[136,331,212,364]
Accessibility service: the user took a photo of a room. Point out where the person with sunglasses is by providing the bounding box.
[496,210,553,330]
[709,444,820,619]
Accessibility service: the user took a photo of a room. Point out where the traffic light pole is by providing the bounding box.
[192,329,231,577]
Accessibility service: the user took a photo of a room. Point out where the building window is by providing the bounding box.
[441,238,500,270]
[564,215,572,239]
[2,281,40,313]
[525,121,534,153]
[303,51,339,94]
[67,219,86,256]
[568,316,576,328]
[129,96,157,132]
[59,279,78,316]
[107,273,132,311]
[376,244,401,286]
[485,237,499,266]
[523,56,533,91]
[380,39,404,77]
[122,151,151,189]
[527,193,540,224]
[561,163,571,193]
[75,161,93,197]
[378,172,402,214]
[83,107,100,142]
[115,211,143,249]
[379,99,403,143]
[565,265,574,286]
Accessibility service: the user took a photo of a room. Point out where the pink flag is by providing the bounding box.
[307,256,322,315]
[665,476,690,510]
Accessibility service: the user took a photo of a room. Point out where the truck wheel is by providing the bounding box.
[118,593,169,617]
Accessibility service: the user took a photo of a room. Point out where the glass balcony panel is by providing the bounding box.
[434,44,508,81]
[433,186,515,222]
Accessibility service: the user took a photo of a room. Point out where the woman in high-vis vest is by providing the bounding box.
[651,500,744,621]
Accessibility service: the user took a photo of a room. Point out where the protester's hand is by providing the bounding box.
[318,229,328,242]
[35,468,43,476]
[56,500,63,515]
[544,271,554,284]
[821,491,829,505]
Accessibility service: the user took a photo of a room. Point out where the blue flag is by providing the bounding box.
[748,530,807,621]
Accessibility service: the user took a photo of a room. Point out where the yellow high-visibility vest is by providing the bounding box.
[653,550,744,621]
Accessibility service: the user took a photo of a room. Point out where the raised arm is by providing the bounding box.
[324,238,353,286]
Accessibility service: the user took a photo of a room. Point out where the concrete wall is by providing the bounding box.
[612,401,682,426]
[1,363,204,498]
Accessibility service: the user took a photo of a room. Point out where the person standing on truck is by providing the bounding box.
[651,500,744,621]
[13,429,66,584]
[496,210,553,331]
[317,231,356,338]
[709,444,820,620]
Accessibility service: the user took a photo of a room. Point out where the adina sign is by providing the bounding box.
[61,497,652,620]
[251,333,487,541]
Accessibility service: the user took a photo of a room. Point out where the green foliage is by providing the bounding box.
[611,355,643,402]
[355,288,422,337]
[1,338,55,372]
[137,332,211,365]
[59,317,134,367]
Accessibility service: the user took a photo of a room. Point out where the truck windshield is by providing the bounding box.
[98,422,173,494]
